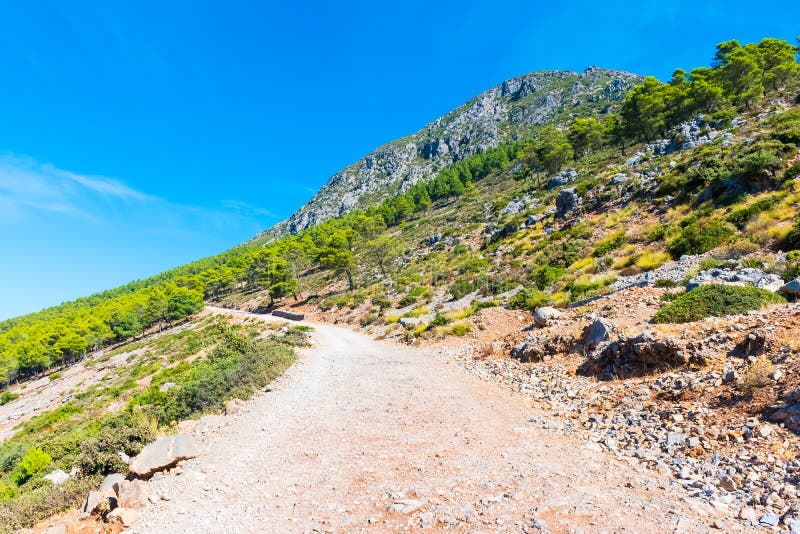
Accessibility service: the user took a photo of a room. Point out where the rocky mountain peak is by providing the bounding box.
[255,68,642,240]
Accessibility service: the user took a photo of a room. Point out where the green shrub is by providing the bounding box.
[784,250,800,280]
[75,413,156,476]
[429,314,451,327]
[533,265,566,290]
[508,288,552,311]
[785,220,800,251]
[131,331,297,425]
[725,197,776,229]
[48,373,61,382]
[653,284,785,323]
[0,392,19,406]
[12,448,51,485]
[654,279,678,288]
[593,231,627,257]
[668,219,735,258]
[446,323,471,336]
[771,108,800,144]
[450,279,476,300]
[371,296,391,310]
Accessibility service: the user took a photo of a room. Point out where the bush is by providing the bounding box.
[668,219,735,258]
[594,231,627,257]
[132,331,297,425]
[12,448,51,485]
[0,392,19,406]
[371,296,391,310]
[785,250,800,280]
[654,279,678,288]
[450,279,476,300]
[429,314,450,328]
[739,356,774,396]
[508,288,552,311]
[533,265,566,290]
[653,284,786,323]
[725,197,775,229]
[785,220,800,251]
[634,250,671,271]
[75,413,156,476]
[446,323,471,336]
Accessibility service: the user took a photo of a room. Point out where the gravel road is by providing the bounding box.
[131,309,739,533]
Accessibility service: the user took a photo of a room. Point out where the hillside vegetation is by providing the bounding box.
[2,37,798,387]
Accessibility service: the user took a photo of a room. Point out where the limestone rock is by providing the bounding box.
[686,267,784,292]
[555,188,580,219]
[117,479,150,508]
[129,434,201,477]
[107,507,140,527]
[43,469,70,486]
[781,278,800,297]
[533,306,562,327]
[583,318,613,348]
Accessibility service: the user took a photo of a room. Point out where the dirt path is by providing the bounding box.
[131,308,739,533]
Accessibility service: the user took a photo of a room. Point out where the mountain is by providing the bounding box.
[258,67,641,239]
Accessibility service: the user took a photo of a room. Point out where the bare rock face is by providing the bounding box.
[555,188,580,219]
[44,469,70,485]
[734,328,776,358]
[107,507,140,527]
[129,434,201,478]
[510,334,573,363]
[117,479,150,508]
[254,68,641,240]
[583,318,613,348]
[581,332,706,378]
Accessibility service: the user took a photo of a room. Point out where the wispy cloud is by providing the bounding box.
[0,152,154,220]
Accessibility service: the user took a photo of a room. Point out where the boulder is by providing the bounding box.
[129,434,201,478]
[781,278,800,297]
[533,306,562,327]
[555,188,580,219]
[546,168,577,189]
[107,507,140,528]
[44,469,70,486]
[583,318,613,348]
[224,398,246,416]
[159,382,177,393]
[510,334,572,363]
[100,473,126,495]
[610,172,629,185]
[117,479,150,508]
[82,489,117,516]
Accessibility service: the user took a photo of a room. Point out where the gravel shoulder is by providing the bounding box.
[131,308,740,533]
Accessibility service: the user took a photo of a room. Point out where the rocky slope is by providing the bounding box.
[257,67,641,238]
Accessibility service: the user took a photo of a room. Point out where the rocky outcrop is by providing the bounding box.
[546,168,578,189]
[555,188,580,219]
[687,267,785,292]
[255,68,641,240]
[129,434,201,478]
[510,333,573,363]
[582,318,613,348]
[581,332,707,378]
[781,278,800,297]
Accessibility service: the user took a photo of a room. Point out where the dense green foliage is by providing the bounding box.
[667,219,735,257]
[0,319,303,530]
[653,284,786,323]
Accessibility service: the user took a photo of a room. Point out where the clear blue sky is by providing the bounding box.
[0,0,797,320]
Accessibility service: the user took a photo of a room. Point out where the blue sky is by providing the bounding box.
[0,0,797,320]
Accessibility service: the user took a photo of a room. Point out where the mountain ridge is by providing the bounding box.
[255,67,642,241]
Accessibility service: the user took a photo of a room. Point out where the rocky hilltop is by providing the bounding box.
[258,67,641,238]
